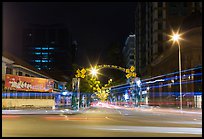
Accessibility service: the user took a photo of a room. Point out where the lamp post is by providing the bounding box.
[170,30,183,111]
[75,68,86,110]
[77,78,80,110]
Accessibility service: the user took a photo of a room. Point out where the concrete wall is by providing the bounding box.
[2,99,55,108]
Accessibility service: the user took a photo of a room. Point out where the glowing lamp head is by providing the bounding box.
[172,33,180,42]
[90,68,98,77]
[169,30,183,45]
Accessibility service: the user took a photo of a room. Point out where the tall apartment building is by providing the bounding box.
[23,24,75,76]
[122,34,136,69]
[135,2,202,76]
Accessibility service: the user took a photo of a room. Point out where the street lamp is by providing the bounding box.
[90,67,98,78]
[169,30,183,111]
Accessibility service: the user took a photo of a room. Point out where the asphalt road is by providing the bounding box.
[2,106,202,137]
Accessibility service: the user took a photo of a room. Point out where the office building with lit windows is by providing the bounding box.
[23,24,73,74]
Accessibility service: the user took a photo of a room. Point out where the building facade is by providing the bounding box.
[112,3,203,109]
[144,10,202,109]
[2,55,67,92]
[122,34,136,69]
[22,24,74,74]
[2,53,69,109]
[135,2,202,76]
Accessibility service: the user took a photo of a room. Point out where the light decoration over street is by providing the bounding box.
[74,65,137,101]
[125,66,137,79]
[75,68,86,78]
[75,65,137,79]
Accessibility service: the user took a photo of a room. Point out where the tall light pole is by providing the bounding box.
[75,68,86,110]
[170,30,183,111]
[77,78,80,110]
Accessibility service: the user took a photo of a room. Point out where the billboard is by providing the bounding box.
[4,74,54,92]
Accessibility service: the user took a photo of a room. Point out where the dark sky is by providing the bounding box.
[3,2,137,67]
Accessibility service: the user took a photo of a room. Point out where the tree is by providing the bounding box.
[89,78,113,102]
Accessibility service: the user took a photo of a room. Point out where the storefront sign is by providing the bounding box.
[5,74,54,92]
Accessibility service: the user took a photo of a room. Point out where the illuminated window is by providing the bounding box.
[35,60,41,62]
[42,47,48,50]
[42,60,48,62]
[42,52,48,55]
[49,47,54,50]
[35,47,41,50]
[35,52,41,55]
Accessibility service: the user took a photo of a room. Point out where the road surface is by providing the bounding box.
[2,106,202,137]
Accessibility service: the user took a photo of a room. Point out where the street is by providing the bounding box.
[2,2,202,137]
[2,106,202,137]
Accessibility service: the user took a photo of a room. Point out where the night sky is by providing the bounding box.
[3,2,137,67]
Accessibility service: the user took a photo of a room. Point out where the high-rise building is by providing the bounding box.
[122,34,136,69]
[23,24,74,76]
[135,2,202,76]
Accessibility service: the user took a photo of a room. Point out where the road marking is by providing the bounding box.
[83,125,202,135]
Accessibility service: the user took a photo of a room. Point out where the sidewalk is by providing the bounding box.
[2,107,90,115]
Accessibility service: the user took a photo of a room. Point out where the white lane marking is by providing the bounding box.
[84,125,202,135]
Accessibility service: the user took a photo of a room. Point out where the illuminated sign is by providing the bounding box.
[5,74,54,92]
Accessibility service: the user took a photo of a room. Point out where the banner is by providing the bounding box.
[4,74,54,92]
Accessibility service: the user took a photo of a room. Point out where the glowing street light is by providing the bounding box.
[172,33,181,43]
[169,29,183,111]
[90,67,98,77]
